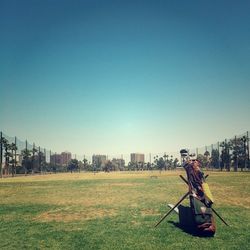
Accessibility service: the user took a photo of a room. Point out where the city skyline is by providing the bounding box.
[1,1,250,156]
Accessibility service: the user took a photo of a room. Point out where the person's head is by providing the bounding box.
[192,159,201,171]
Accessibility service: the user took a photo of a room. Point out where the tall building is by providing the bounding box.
[50,154,61,165]
[50,152,72,166]
[130,153,145,163]
[61,151,72,166]
[92,155,107,168]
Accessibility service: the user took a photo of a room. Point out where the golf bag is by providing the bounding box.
[184,161,216,236]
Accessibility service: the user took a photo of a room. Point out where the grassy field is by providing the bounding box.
[0,170,249,250]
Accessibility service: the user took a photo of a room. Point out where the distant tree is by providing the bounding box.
[211,149,219,169]
[0,136,7,177]
[85,160,93,171]
[230,136,248,171]
[9,142,17,177]
[204,151,210,169]
[94,158,102,171]
[196,154,207,168]
[21,149,32,175]
[128,161,135,171]
[220,141,231,171]
[103,160,113,172]
[173,158,179,169]
[154,156,165,172]
[2,139,12,175]
[169,155,173,170]
[38,151,45,173]
[83,158,88,171]
[31,146,38,174]
[163,154,168,170]
[68,159,79,173]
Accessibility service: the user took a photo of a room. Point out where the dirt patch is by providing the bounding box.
[34,208,117,222]
[141,209,160,216]
[108,183,143,187]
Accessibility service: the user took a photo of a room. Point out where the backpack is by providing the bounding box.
[190,196,216,236]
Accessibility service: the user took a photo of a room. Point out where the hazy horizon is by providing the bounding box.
[1,0,250,156]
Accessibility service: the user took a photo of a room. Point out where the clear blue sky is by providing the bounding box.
[1,0,250,156]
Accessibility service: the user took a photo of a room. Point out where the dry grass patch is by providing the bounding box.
[34,207,117,222]
[108,182,143,187]
[0,171,186,183]
[211,184,250,208]
[141,208,160,216]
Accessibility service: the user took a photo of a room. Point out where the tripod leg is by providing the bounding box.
[179,175,188,185]
[155,191,189,228]
[180,175,229,226]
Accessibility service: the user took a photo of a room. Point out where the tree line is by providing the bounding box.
[196,135,249,171]
[0,132,249,177]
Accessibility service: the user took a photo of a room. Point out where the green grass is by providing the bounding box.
[0,171,249,249]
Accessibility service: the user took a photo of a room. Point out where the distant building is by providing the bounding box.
[50,154,61,165]
[50,152,72,166]
[61,151,72,166]
[130,153,145,163]
[111,158,125,170]
[92,155,107,168]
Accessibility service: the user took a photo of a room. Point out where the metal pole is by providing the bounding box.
[55,152,56,173]
[32,143,35,174]
[25,140,28,175]
[247,131,249,170]
[218,142,220,169]
[235,135,238,172]
[38,146,41,174]
[49,150,51,173]
[14,136,17,176]
[44,148,46,174]
[211,144,213,170]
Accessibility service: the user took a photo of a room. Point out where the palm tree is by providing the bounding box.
[83,157,88,171]
[163,153,168,170]
[211,149,219,169]
[0,135,8,178]
[9,143,18,177]
[31,144,38,174]
[2,139,12,176]
[220,140,231,171]
[169,155,173,169]
[21,148,31,175]
[204,150,210,169]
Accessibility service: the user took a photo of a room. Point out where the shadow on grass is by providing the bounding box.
[168,205,215,238]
